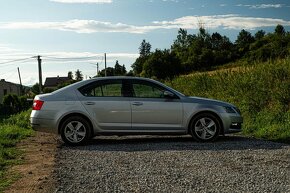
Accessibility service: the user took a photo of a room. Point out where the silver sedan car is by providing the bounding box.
[30,77,242,145]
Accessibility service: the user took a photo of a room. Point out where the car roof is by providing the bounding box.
[52,76,185,97]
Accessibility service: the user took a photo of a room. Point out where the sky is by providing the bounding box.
[0,0,290,86]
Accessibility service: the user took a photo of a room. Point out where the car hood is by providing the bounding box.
[185,96,234,107]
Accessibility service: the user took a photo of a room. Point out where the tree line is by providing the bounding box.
[132,24,290,80]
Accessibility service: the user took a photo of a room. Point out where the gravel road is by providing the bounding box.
[53,135,290,193]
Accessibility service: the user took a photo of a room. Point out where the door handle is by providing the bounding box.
[132,102,143,106]
[84,101,95,105]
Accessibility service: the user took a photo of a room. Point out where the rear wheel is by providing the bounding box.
[60,116,91,145]
[190,113,220,142]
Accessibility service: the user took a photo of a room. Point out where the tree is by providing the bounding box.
[275,24,285,36]
[75,69,83,81]
[114,60,126,76]
[211,32,223,50]
[255,30,266,40]
[121,65,127,75]
[172,28,194,50]
[3,94,21,113]
[99,67,114,77]
[132,40,152,75]
[31,83,40,94]
[235,29,255,57]
[143,49,182,80]
[68,71,73,79]
[139,39,151,57]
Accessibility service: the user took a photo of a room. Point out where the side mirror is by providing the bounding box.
[163,90,175,98]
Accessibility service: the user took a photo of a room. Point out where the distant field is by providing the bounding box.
[166,58,290,143]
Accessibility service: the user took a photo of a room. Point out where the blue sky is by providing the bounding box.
[0,0,290,85]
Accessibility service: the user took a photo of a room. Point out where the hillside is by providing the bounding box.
[166,58,290,142]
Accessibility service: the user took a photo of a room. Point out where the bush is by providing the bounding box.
[1,94,31,116]
[3,110,32,129]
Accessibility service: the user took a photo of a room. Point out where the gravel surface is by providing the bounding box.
[54,135,290,193]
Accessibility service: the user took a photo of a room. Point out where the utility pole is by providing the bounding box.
[17,67,23,95]
[37,55,43,93]
[96,62,99,76]
[104,53,107,77]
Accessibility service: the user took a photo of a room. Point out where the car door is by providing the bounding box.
[78,79,131,131]
[129,79,183,131]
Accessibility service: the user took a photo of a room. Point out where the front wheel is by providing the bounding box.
[190,113,221,142]
[60,116,91,145]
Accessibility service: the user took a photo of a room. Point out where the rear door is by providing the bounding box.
[129,80,183,131]
[78,79,131,131]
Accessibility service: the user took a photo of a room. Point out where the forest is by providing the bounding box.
[132,24,290,79]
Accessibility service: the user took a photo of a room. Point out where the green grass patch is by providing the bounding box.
[167,58,290,143]
[0,110,33,192]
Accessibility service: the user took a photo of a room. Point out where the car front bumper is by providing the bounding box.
[220,113,243,134]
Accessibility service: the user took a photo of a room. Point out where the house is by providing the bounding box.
[43,76,71,90]
[0,79,21,104]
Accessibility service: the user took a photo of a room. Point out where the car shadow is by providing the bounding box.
[60,135,289,152]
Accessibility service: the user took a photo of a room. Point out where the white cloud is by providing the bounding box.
[162,0,179,2]
[153,15,290,30]
[50,0,112,4]
[237,4,284,9]
[0,44,19,53]
[0,20,153,34]
[0,15,289,34]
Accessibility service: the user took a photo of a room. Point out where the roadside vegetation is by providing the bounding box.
[166,58,290,143]
[0,110,33,191]
[131,24,290,143]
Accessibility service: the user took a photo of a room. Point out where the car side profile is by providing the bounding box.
[30,77,243,145]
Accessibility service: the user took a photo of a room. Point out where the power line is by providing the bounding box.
[42,55,100,60]
[0,57,33,66]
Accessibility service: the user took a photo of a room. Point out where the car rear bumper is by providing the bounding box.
[30,117,58,134]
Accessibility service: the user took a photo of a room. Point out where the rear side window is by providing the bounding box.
[79,80,123,97]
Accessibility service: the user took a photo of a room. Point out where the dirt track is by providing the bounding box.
[4,132,58,193]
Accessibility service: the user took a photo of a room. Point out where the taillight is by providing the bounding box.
[32,100,44,110]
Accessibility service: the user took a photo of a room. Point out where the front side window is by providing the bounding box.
[80,80,123,97]
[132,82,164,98]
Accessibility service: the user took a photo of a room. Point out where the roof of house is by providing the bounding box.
[44,76,71,87]
[0,79,21,87]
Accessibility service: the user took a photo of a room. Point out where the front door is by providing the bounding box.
[129,80,183,131]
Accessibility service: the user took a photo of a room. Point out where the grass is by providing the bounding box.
[166,58,290,143]
[0,110,33,192]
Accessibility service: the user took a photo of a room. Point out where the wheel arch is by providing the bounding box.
[187,110,224,135]
[58,112,94,136]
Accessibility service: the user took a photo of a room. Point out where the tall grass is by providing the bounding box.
[167,58,290,142]
[0,110,33,191]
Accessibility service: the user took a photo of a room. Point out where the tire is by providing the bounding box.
[190,113,221,142]
[60,116,91,145]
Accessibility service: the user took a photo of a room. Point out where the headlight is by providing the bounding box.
[224,106,236,114]
[233,107,241,115]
